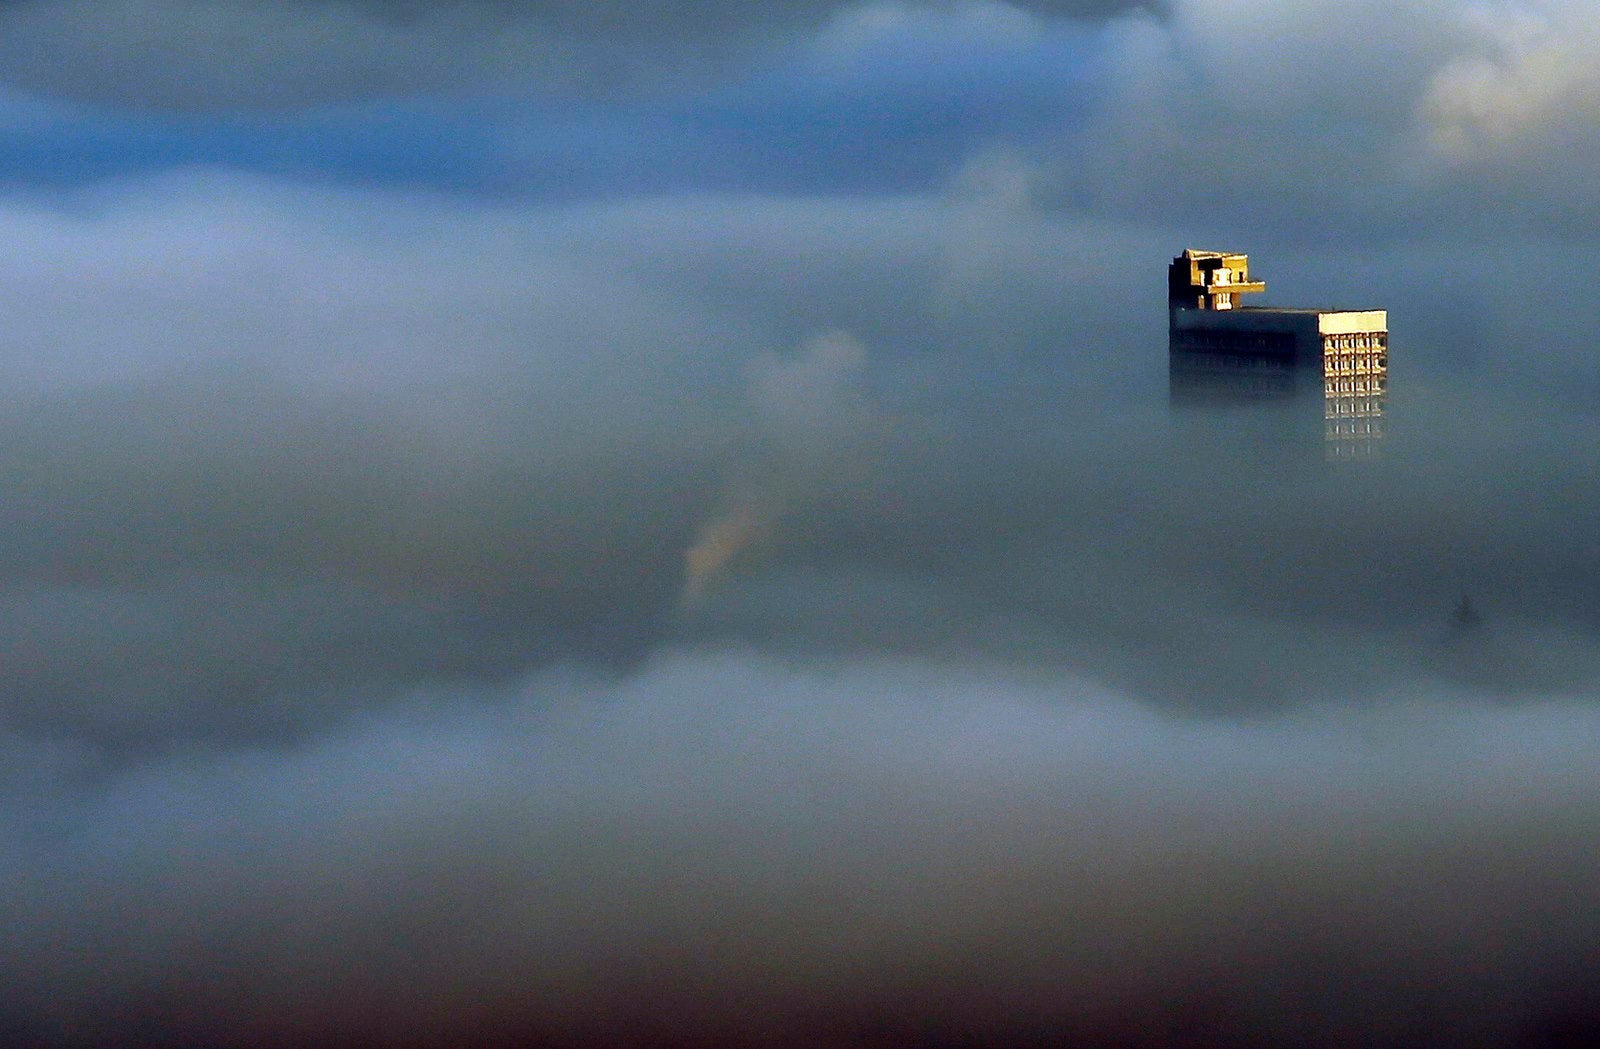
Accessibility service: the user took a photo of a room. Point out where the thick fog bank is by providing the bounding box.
[5,654,1600,1048]
[0,180,1595,756]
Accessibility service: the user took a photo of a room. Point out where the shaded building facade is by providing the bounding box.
[1168,249,1387,459]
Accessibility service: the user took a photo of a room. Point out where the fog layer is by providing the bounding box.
[3,1,1600,1045]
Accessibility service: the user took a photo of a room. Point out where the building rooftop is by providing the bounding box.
[1235,306,1381,314]
[1170,251,1384,317]
[1169,249,1265,311]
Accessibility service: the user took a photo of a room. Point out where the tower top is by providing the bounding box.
[1169,249,1266,311]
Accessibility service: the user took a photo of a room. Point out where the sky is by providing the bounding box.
[4,1,1600,1046]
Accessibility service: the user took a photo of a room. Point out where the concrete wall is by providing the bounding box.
[1317,310,1388,335]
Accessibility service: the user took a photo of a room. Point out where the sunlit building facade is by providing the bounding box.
[1168,249,1388,458]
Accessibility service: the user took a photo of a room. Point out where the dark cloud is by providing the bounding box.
[6,658,1600,1047]
[0,0,1161,109]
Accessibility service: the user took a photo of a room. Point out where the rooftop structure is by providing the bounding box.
[1168,249,1388,459]
[1167,249,1267,312]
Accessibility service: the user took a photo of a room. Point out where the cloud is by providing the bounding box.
[0,0,573,109]
[0,173,1598,755]
[745,329,876,449]
[17,0,1600,234]
[5,652,1600,1046]
[1020,0,1600,235]
[1414,0,1600,213]
[0,174,757,749]
[0,5,1599,1040]
[1420,3,1584,151]
[812,0,1047,56]
[0,0,1161,109]
[684,330,881,606]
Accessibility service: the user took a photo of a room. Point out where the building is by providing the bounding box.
[1168,249,1387,459]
